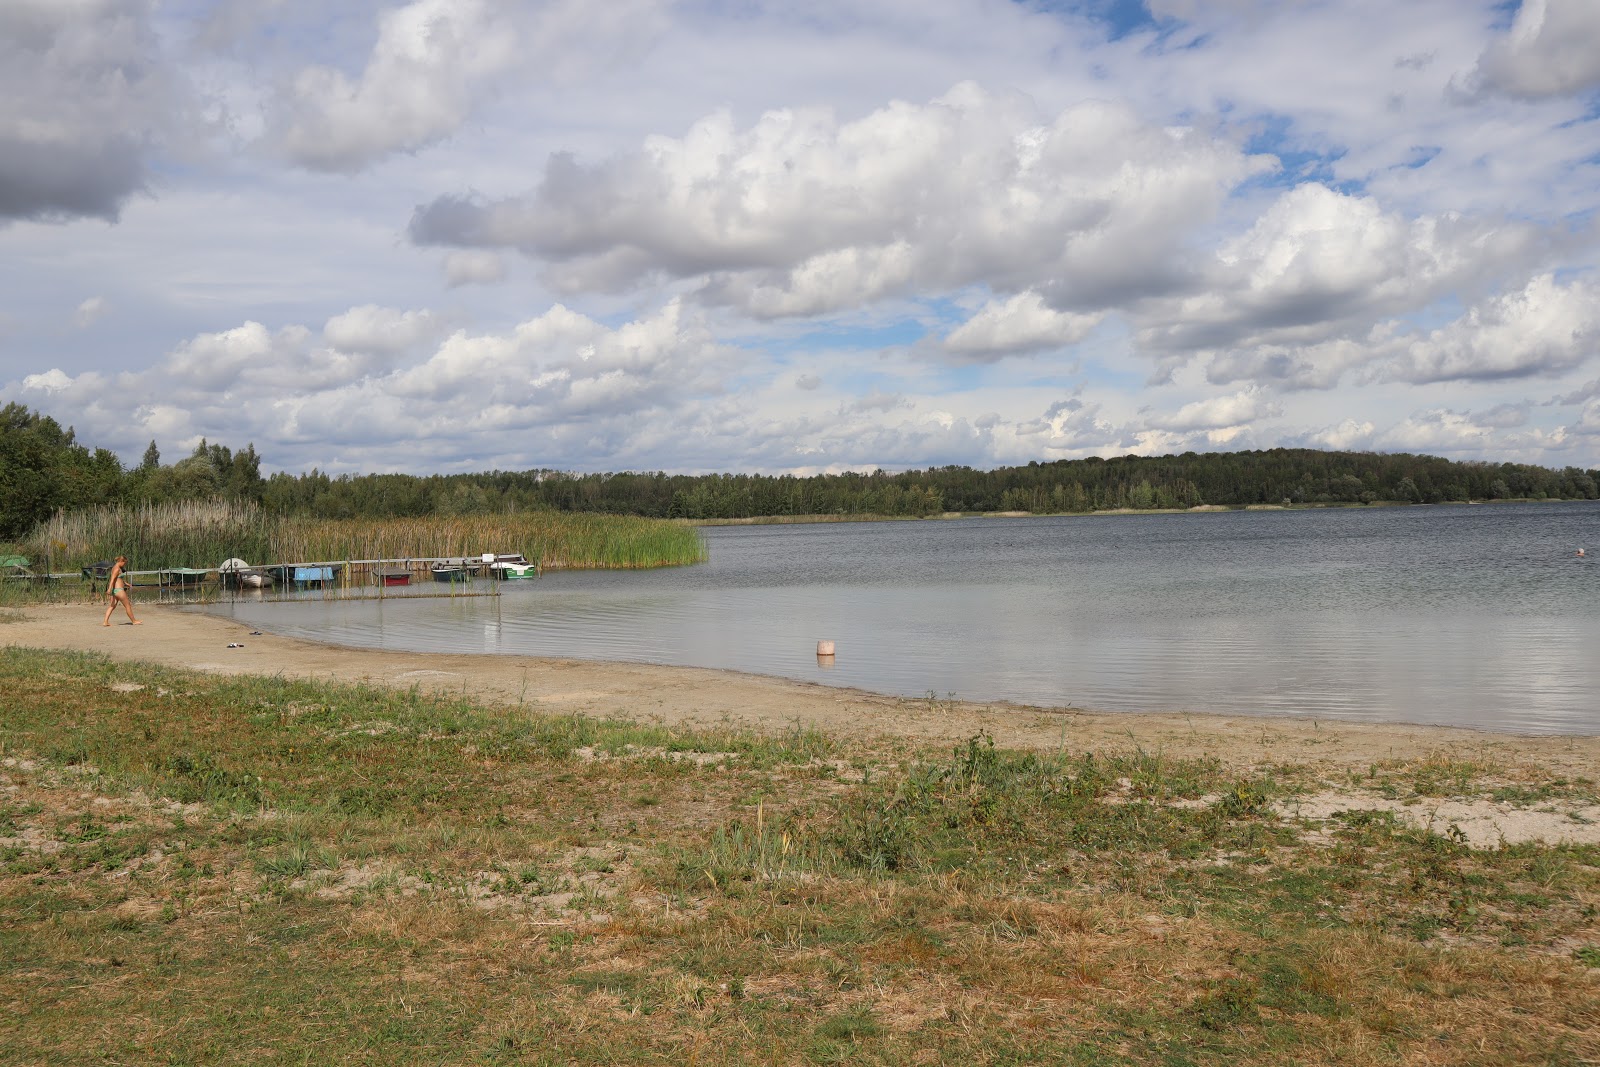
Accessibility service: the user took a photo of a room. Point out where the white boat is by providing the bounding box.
[220,558,273,589]
[483,552,538,579]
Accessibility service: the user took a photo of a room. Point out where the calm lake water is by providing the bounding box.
[207,502,1600,734]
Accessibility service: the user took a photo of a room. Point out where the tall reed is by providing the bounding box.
[24,503,706,572]
[270,512,707,569]
[28,500,275,572]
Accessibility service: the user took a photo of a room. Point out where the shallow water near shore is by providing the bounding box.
[205,502,1600,734]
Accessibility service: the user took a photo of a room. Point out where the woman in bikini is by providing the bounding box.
[102,555,141,626]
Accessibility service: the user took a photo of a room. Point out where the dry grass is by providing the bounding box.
[2,648,1598,1065]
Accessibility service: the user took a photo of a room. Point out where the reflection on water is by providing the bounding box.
[205,502,1600,735]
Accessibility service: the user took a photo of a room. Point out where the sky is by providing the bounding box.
[3,0,1600,477]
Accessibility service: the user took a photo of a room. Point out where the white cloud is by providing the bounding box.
[1470,0,1600,99]
[1142,388,1280,433]
[1382,274,1599,384]
[410,83,1273,316]
[1201,273,1600,393]
[323,305,441,354]
[272,0,669,172]
[5,299,743,469]
[274,0,519,172]
[3,1,1600,473]
[942,291,1101,359]
[1303,418,1378,452]
[21,368,73,394]
[1374,409,1496,454]
[1137,183,1539,357]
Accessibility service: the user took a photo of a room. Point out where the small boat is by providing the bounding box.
[159,568,210,588]
[292,564,338,589]
[240,571,273,589]
[375,569,412,587]
[431,562,470,583]
[1,555,54,585]
[218,558,252,590]
[483,552,538,579]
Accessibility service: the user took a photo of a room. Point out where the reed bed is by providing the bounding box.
[27,500,275,573]
[24,502,706,572]
[274,512,707,570]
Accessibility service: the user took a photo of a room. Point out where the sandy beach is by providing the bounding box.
[9,601,1599,777]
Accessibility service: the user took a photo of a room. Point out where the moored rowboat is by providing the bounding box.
[431,563,470,582]
[159,568,210,587]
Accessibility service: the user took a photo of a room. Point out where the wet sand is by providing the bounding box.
[9,602,1600,780]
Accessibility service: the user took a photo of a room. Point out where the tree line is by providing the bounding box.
[4,401,1597,539]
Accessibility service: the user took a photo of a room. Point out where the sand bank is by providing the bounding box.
[6,602,1595,769]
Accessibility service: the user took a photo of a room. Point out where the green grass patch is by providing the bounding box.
[1,647,1597,1065]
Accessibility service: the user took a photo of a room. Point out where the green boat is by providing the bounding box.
[159,568,211,588]
[487,555,538,579]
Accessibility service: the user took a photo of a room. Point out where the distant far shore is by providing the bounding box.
[685,496,1593,525]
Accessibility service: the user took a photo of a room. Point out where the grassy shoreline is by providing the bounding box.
[3,648,1597,1064]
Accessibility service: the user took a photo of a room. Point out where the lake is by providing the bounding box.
[206,502,1600,735]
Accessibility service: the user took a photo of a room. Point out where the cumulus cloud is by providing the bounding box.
[0,0,179,222]
[1203,273,1599,392]
[1374,409,1496,454]
[1014,397,1128,453]
[1382,274,1599,384]
[274,0,519,172]
[1141,388,1281,433]
[941,291,1101,359]
[1301,418,1378,452]
[410,83,1273,316]
[1137,183,1539,357]
[1469,0,1600,99]
[323,305,441,354]
[6,299,741,468]
[21,368,74,394]
[273,0,668,172]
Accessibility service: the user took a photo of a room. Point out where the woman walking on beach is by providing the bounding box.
[101,556,140,626]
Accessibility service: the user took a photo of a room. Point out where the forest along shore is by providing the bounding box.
[7,602,1600,848]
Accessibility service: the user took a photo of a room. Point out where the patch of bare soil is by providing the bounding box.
[1278,790,1600,848]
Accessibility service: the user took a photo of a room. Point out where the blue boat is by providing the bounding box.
[293,565,339,589]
